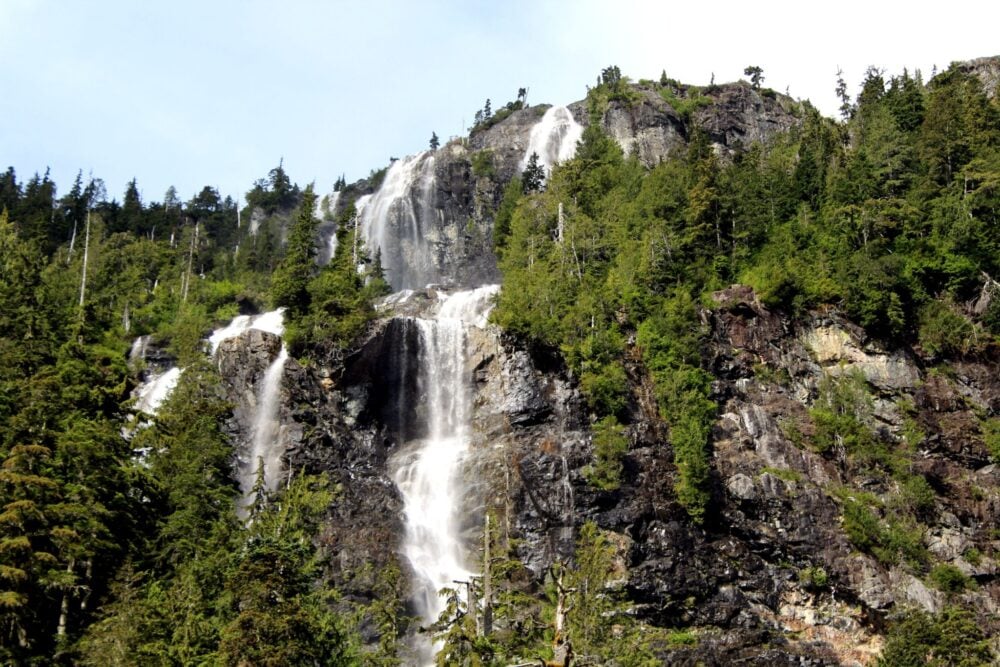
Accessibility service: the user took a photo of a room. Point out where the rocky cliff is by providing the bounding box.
[214,67,999,664]
[312,79,801,292]
[238,281,990,663]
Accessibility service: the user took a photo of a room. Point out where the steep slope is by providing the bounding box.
[229,61,999,665]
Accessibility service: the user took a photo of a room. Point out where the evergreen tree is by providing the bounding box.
[522,153,545,193]
[271,184,320,316]
[744,65,764,90]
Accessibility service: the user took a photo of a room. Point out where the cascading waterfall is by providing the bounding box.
[208,308,285,354]
[391,285,499,663]
[204,309,289,514]
[133,367,182,415]
[520,105,584,175]
[240,346,289,515]
[360,152,438,290]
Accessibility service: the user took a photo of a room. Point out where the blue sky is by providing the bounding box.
[2,0,997,206]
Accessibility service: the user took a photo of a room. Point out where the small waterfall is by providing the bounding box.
[240,347,289,515]
[319,190,341,265]
[520,105,583,175]
[204,309,288,515]
[391,285,499,664]
[134,367,182,415]
[129,335,150,364]
[208,308,285,354]
[360,153,438,290]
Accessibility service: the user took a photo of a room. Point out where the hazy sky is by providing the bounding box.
[2,0,997,205]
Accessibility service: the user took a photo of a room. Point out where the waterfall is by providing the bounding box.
[240,347,289,515]
[133,367,182,415]
[520,105,583,175]
[360,153,438,290]
[391,285,499,664]
[203,309,289,515]
[319,190,341,265]
[208,308,285,354]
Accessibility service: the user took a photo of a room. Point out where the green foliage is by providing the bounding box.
[840,494,928,568]
[659,85,712,122]
[565,522,620,658]
[809,371,877,456]
[586,65,640,117]
[585,416,628,491]
[798,566,829,591]
[878,607,995,666]
[219,475,355,667]
[522,152,545,193]
[918,298,978,357]
[492,175,522,257]
[470,98,525,134]
[983,417,1000,461]
[470,150,496,179]
[271,184,321,316]
[744,65,764,90]
[927,563,972,593]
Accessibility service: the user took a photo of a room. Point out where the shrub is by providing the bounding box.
[586,416,629,491]
[928,563,972,592]
[918,298,977,357]
[470,149,496,179]
[878,607,994,666]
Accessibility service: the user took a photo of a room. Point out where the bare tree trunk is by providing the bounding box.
[557,202,564,244]
[68,219,78,263]
[182,223,199,302]
[79,211,91,313]
[57,559,75,638]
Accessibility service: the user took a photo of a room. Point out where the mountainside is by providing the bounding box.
[1,59,999,665]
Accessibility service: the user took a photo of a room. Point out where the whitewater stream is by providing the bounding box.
[389,285,498,663]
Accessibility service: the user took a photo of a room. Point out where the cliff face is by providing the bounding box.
[212,68,1000,663]
[251,283,996,663]
[316,80,802,291]
[476,288,998,663]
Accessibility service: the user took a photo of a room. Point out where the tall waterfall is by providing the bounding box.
[360,152,438,290]
[240,346,289,515]
[521,105,583,174]
[391,285,499,663]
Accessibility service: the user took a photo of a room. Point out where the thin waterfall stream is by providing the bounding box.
[240,346,289,515]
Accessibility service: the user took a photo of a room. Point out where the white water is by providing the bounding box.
[354,193,373,219]
[320,191,342,265]
[208,308,285,354]
[391,285,499,663]
[134,367,182,415]
[360,153,438,290]
[521,105,584,175]
[239,346,289,516]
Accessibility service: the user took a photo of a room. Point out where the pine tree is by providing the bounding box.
[271,184,320,316]
[744,65,764,90]
[522,153,545,193]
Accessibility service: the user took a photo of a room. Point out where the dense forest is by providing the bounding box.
[1,59,998,665]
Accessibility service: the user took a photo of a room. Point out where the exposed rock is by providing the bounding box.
[802,325,920,393]
[588,90,687,166]
[693,82,800,152]
[957,55,1000,99]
